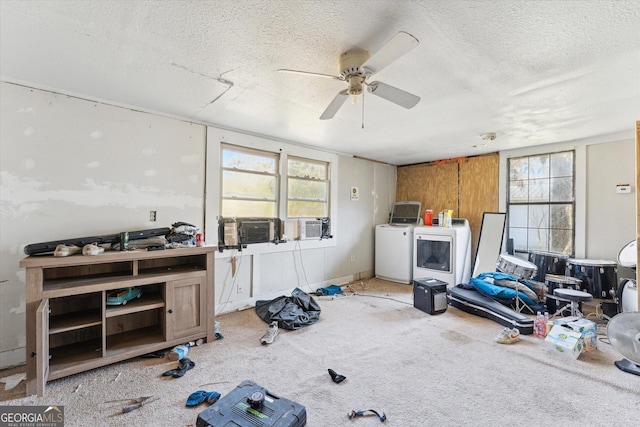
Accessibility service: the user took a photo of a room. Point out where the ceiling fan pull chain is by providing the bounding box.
[361,94,364,129]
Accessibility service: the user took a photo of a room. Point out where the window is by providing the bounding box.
[287,157,329,217]
[507,151,575,255]
[220,144,279,217]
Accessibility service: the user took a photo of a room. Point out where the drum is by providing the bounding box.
[617,279,638,313]
[545,274,582,313]
[617,240,637,270]
[496,254,537,280]
[528,250,569,282]
[567,259,618,299]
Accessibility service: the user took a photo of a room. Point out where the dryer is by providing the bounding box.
[413,218,472,287]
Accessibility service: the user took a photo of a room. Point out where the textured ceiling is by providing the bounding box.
[1,0,639,165]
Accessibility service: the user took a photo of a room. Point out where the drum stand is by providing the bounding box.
[546,288,593,318]
[511,277,535,314]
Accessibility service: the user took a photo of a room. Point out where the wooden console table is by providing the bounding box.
[20,246,216,396]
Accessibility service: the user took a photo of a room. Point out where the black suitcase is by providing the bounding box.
[196,380,306,427]
[447,286,534,334]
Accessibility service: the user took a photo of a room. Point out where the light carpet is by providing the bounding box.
[0,279,638,426]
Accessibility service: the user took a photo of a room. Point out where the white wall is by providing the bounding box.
[0,82,397,368]
[586,139,636,280]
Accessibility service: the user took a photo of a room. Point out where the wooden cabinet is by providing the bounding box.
[21,246,216,396]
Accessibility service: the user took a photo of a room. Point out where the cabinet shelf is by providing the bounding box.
[106,326,165,357]
[49,338,103,380]
[49,311,102,334]
[105,293,165,318]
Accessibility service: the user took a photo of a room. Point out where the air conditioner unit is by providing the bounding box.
[218,217,281,252]
[299,218,325,240]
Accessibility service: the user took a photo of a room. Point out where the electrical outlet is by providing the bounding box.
[350,255,355,262]
[150,210,157,222]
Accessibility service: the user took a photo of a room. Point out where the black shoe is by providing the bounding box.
[328,368,346,383]
[162,358,196,378]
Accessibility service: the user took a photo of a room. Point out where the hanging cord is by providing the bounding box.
[361,89,365,129]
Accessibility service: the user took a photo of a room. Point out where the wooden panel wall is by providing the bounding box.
[396,161,459,216]
[459,154,500,262]
[397,153,499,264]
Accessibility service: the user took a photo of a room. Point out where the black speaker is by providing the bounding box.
[413,277,448,315]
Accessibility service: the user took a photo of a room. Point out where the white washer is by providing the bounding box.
[413,219,472,287]
[375,201,422,284]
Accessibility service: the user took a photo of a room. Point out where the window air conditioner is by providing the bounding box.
[299,218,323,240]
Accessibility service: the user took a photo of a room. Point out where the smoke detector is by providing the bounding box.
[474,132,497,148]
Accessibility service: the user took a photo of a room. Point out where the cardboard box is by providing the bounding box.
[554,317,598,351]
[545,325,583,359]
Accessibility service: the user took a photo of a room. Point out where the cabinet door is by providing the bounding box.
[166,278,206,340]
[35,298,50,397]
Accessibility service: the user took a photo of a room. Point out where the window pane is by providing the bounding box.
[288,201,327,217]
[529,155,549,179]
[223,149,276,173]
[529,178,549,202]
[510,180,528,202]
[288,179,327,201]
[289,159,327,179]
[509,158,528,180]
[550,229,573,254]
[222,170,276,200]
[550,152,573,177]
[550,204,573,229]
[221,199,277,217]
[509,205,528,227]
[509,228,528,252]
[528,228,549,251]
[550,177,573,202]
[528,205,549,228]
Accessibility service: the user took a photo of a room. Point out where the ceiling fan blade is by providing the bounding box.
[367,81,420,109]
[320,89,349,120]
[277,69,341,80]
[361,31,419,76]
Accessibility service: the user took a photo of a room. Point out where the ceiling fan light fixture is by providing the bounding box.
[347,75,365,96]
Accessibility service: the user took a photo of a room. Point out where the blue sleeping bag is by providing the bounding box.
[469,272,538,307]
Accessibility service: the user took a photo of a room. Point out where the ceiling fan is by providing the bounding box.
[278,31,421,120]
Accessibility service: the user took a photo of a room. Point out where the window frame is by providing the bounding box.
[219,143,280,218]
[506,150,576,256]
[286,155,330,218]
